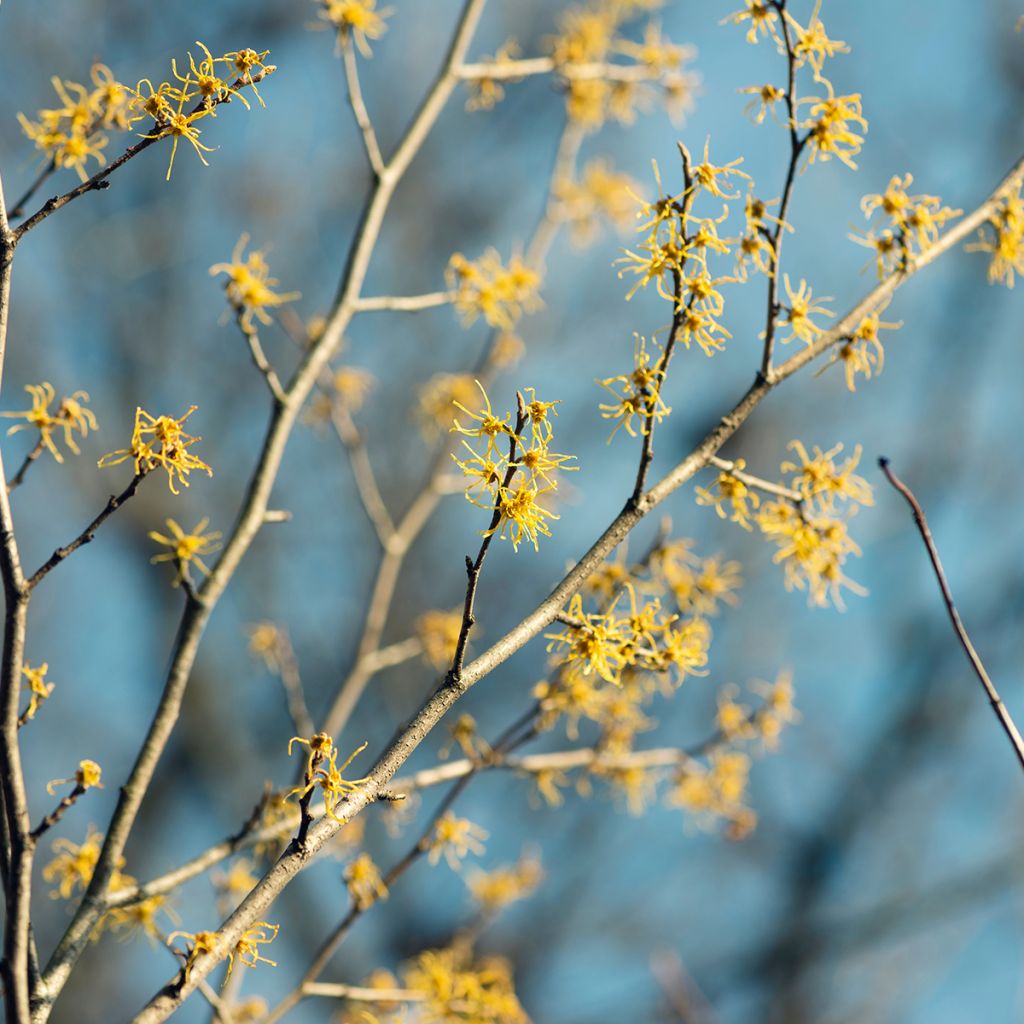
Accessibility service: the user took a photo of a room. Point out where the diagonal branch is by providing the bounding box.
[879,458,1024,771]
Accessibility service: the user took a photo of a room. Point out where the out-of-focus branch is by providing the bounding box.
[879,457,1024,771]
[6,439,46,495]
[342,36,385,179]
[353,291,452,313]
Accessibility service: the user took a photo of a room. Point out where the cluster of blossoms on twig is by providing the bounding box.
[452,384,575,552]
[42,825,174,938]
[446,250,541,332]
[547,3,698,131]
[318,0,392,57]
[168,922,279,985]
[210,234,301,331]
[1,383,97,464]
[18,44,273,183]
[98,406,212,494]
[853,173,962,278]
[697,441,874,609]
[287,732,370,823]
[149,518,222,588]
[967,179,1024,287]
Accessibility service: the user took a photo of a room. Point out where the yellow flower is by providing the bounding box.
[288,740,369,822]
[345,852,389,909]
[173,42,251,111]
[415,609,464,670]
[98,406,212,494]
[969,181,1024,286]
[19,662,55,724]
[320,0,393,58]
[721,1,781,45]
[690,138,751,200]
[780,440,873,511]
[416,373,480,439]
[149,517,222,586]
[402,945,529,1024]
[450,381,516,459]
[465,40,521,112]
[42,826,108,899]
[210,234,301,330]
[803,86,867,171]
[777,274,834,344]
[695,459,760,530]
[427,812,488,871]
[141,84,215,181]
[2,383,98,464]
[485,482,560,552]
[786,1,849,76]
[554,159,639,246]
[467,855,544,912]
[46,759,103,795]
[446,250,541,331]
[739,82,785,124]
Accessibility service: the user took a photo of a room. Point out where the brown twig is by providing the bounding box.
[5,438,46,494]
[760,0,808,380]
[27,471,148,590]
[878,457,1024,771]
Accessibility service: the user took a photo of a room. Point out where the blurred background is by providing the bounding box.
[2,1,1024,1021]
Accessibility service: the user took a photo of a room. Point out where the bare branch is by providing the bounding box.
[879,458,1024,771]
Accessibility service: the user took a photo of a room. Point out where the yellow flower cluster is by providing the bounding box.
[466,854,544,913]
[554,159,639,246]
[598,334,671,440]
[616,149,746,357]
[169,922,278,983]
[452,384,574,552]
[17,65,131,181]
[98,406,212,494]
[42,826,172,938]
[446,250,540,331]
[546,586,710,690]
[20,45,272,185]
[210,234,300,331]
[855,173,962,277]
[135,43,272,180]
[698,442,873,609]
[2,382,98,464]
[969,180,1024,286]
[827,305,901,392]
[548,2,697,131]
[288,733,369,822]
[399,943,530,1024]
[729,1,867,171]
[668,751,756,840]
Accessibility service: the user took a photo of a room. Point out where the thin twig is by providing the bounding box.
[29,785,87,842]
[9,159,58,221]
[6,438,46,494]
[231,305,287,405]
[708,456,803,503]
[329,401,396,546]
[302,982,426,1002]
[878,458,1024,771]
[27,471,148,590]
[353,291,452,313]
[760,0,807,380]
[342,36,386,179]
